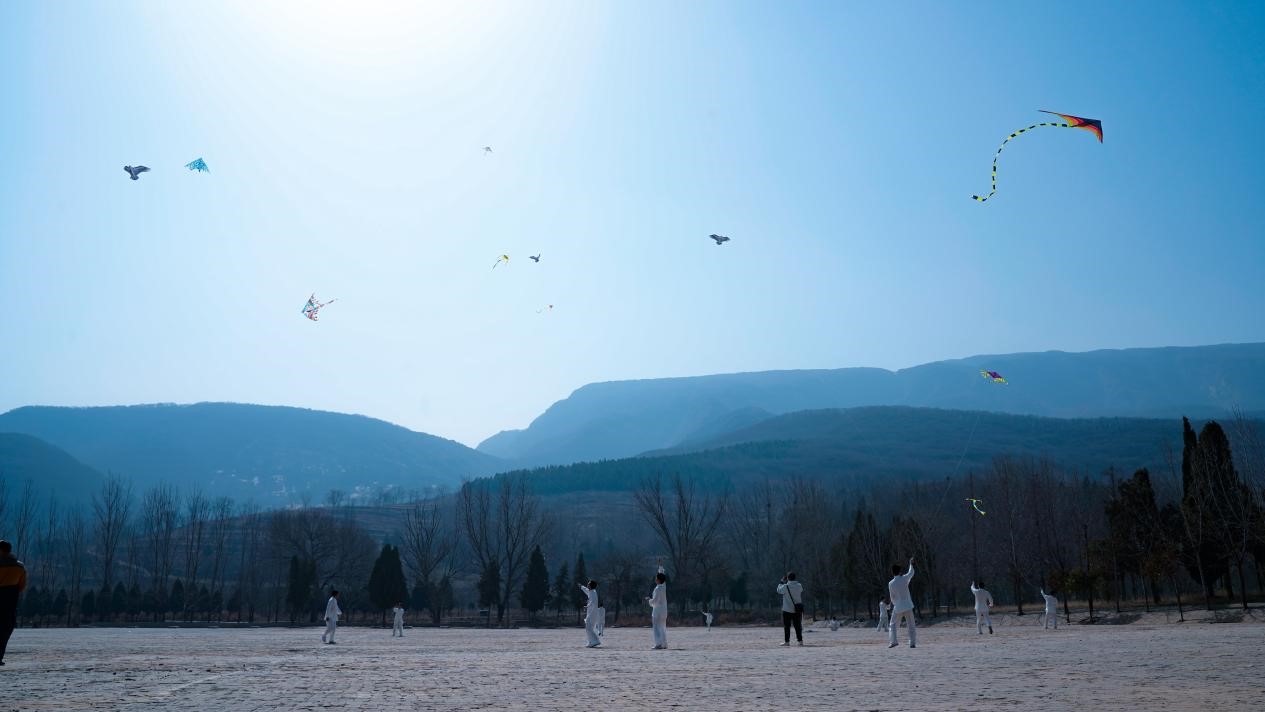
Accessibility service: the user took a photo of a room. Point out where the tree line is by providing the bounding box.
[2,415,1262,628]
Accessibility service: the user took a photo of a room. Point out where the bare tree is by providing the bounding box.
[207,496,235,611]
[633,473,728,611]
[92,475,134,589]
[65,508,88,625]
[182,489,210,595]
[495,475,550,625]
[11,479,39,561]
[400,495,456,623]
[34,495,61,594]
[140,483,180,598]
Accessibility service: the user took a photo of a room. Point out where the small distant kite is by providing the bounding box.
[972,110,1102,203]
[529,254,541,263]
[185,158,209,173]
[124,165,150,181]
[301,294,336,321]
[537,304,553,314]
[709,234,730,245]
[492,254,510,269]
[980,370,1008,384]
[966,498,986,516]
[483,146,493,153]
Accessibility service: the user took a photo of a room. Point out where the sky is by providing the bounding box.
[2,1,1264,447]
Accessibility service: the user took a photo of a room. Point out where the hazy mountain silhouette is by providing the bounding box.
[478,343,1265,466]
[0,433,106,502]
[0,403,502,503]
[494,406,1202,497]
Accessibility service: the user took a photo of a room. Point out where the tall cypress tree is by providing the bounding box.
[520,545,550,619]
[368,544,409,625]
[552,563,570,619]
[570,553,588,621]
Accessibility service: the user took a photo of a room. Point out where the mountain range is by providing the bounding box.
[0,403,502,503]
[478,342,1265,466]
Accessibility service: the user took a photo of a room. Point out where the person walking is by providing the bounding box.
[0,541,27,667]
[648,564,668,650]
[578,580,601,648]
[887,558,916,649]
[777,572,805,647]
[970,581,994,635]
[1040,588,1059,630]
[322,589,342,644]
[392,602,405,637]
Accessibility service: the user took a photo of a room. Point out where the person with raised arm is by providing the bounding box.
[776,572,805,647]
[578,580,601,648]
[970,581,995,635]
[648,561,668,650]
[391,601,405,637]
[1040,588,1059,630]
[887,558,916,649]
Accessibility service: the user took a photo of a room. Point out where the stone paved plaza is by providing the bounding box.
[3,619,1263,711]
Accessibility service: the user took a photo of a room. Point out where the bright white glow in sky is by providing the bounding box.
[2,1,1263,445]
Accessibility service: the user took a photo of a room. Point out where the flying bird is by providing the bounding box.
[483,146,493,153]
[185,157,209,173]
[124,165,150,180]
[709,234,730,245]
[529,254,541,263]
[971,110,1103,203]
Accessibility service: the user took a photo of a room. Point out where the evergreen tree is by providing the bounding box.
[96,584,113,622]
[169,579,185,620]
[570,553,588,621]
[520,545,550,619]
[368,544,410,625]
[433,575,454,624]
[477,562,501,624]
[81,590,96,622]
[552,563,570,618]
[285,555,308,622]
[112,583,128,621]
[729,571,750,608]
[54,588,69,624]
[1181,419,1234,603]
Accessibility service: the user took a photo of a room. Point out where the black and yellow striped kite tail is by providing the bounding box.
[971,122,1068,202]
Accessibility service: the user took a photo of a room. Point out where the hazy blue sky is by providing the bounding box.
[2,1,1263,446]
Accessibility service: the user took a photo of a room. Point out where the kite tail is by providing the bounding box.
[971,122,1068,202]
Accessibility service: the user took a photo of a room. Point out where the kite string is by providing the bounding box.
[972,122,1070,202]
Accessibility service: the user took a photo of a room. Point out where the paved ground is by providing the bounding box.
[3,618,1263,711]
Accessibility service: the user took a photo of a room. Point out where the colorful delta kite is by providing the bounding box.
[185,158,209,173]
[980,370,1008,384]
[301,293,336,321]
[966,498,986,516]
[972,110,1102,203]
[492,254,509,269]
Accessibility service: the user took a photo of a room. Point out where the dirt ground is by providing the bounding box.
[3,614,1263,711]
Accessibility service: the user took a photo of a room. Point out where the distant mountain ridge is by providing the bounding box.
[495,406,1201,497]
[478,343,1265,466]
[0,433,105,501]
[0,403,503,503]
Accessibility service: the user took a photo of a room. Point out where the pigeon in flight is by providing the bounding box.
[529,254,541,263]
[483,146,493,153]
[124,165,150,180]
[709,233,730,245]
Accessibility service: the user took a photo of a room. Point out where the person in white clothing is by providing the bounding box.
[828,617,840,631]
[648,564,668,649]
[578,580,601,647]
[887,558,916,649]
[392,602,405,637]
[1040,588,1059,630]
[777,572,805,646]
[970,581,994,635]
[702,610,714,631]
[596,606,606,637]
[322,589,342,645]
[876,598,891,632]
